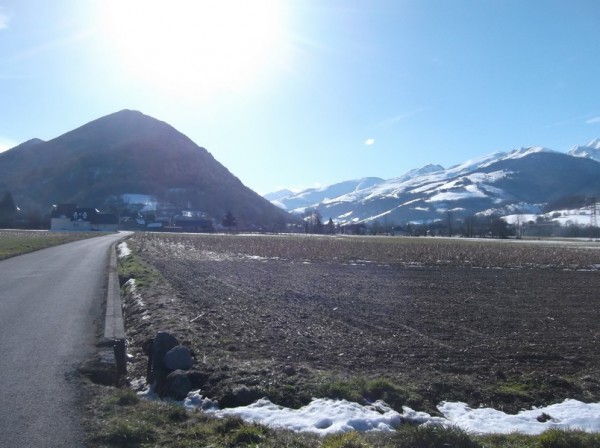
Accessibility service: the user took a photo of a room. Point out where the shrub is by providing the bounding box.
[394,424,481,448]
[95,417,156,446]
[322,431,373,448]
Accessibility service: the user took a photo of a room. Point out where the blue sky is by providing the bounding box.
[1,0,599,194]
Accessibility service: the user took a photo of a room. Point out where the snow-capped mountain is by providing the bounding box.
[271,177,384,211]
[568,138,600,162]
[263,189,295,202]
[266,141,600,225]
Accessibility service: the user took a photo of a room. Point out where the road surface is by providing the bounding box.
[0,232,130,447]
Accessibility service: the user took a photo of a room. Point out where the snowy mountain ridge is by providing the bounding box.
[568,138,600,162]
[266,139,600,225]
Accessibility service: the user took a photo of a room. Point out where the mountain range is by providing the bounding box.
[0,110,288,228]
[266,139,600,225]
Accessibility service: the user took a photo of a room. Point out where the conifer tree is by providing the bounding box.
[0,191,17,228]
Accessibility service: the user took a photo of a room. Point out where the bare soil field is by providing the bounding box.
[122,233,600,415]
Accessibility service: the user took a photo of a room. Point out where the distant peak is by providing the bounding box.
[503,146,554,160]
[586,138,600,149]
[113,109,144,116]
[78,109,170,132]
[102,109,148,121]
[23,138,45,146]
[4,138,45,152]
[568,138,600,162]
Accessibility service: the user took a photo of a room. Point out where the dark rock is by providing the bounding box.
[152,332,179,369]
[149,331,179,392]
[537,412,553,422]
[164,345,193,371]
[282,365,296,376]
[142,338,154,356]
[164,370,192,401]
[219,386,265,408]
[187,370,211,389]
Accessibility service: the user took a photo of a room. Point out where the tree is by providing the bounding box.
[490,215,509,238]
[462,214,477,238]
[446,211,454,237]
[222,210,237,232]
[325,218,335,234]
[314,214,323,234]
[370,220,382,235]
[303,208,324,234]
[0,191,17,228]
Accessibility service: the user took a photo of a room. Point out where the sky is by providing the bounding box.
[1,0,600,195]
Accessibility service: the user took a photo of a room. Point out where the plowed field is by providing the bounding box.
[122,234,600,414]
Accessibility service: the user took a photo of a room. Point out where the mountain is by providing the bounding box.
[568,138,600,162]
[266,142,600,225]
[0,110,289,228]
[271,177,385,211]
[263,189,295,202]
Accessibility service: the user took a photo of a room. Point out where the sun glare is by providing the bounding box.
[100,0,284,98]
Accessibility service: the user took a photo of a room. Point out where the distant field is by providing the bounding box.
[137,232,600,269]
[124,233,600,418]
[0,230,102,260]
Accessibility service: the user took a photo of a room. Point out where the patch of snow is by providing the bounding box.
[500,146,555,161]
[467,170,510,183]
[503,214,539,225]
[181,392,600,435]
[271,200,287,210]
[362,210,393,222]
[117,242,131,258]
[437,399,600,435]
[184,396,402,434]
[503,206,597,227]
[428,185,487,202]
[445,151,508,175]
[409,181,447,195]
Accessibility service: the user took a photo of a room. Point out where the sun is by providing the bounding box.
[99,0,285,98]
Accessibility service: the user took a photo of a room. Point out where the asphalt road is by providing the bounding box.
[0,232,130,448]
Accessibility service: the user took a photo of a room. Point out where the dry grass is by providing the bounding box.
[0,229,102,260]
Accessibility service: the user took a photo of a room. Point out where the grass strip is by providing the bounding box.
[0,230,102,260]
[88,389,600,447]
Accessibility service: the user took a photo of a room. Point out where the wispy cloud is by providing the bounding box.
[372,107,430,129]
[586,116,600,124]
[0,8,10,30]
[365,138,375,146]
[545,113,597,129]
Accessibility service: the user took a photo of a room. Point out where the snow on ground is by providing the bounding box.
[181,391,600,435]
[438,399,600,435]
[117,242,131,258]
[427,184,488,202]
[504,209,595,226]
